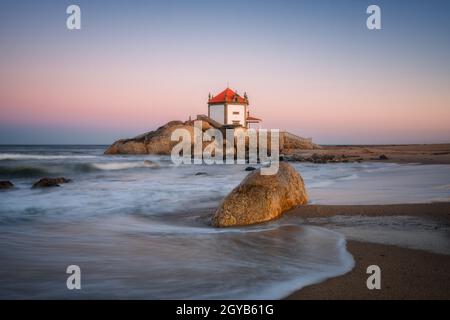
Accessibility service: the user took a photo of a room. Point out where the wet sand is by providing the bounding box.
[286,240,450,300]
[285,202,450,299]
[286,143,450,164]
[286,202,450,222]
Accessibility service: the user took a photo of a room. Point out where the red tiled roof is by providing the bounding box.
[246,116,261,122]
[209,88,247,104]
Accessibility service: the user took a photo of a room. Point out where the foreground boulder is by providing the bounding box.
[32,177,71,188]
[0,181,14,189]
[212,162,308,227]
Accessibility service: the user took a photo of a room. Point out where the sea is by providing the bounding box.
[0,145,449,299]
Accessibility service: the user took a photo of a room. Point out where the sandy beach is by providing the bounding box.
[285,202,450,299]
[284,144,450,300]
[287,240,450,299]
[287,202,450,221]
[286,144,450,164]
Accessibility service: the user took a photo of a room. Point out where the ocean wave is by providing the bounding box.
[91,161,158,171]
[0,161,160,177]
[0,153,97,161]
[308,180,334,188]
[306,215,450,255]
[336,173,359,181]
[433,184,450,190]
[0,166,51,177]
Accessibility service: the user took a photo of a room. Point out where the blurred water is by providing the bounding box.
[0,145,449,298]
[291,162,450,204]
[305,215,450,255]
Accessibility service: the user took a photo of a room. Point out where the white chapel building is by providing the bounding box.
[207,88,261,128]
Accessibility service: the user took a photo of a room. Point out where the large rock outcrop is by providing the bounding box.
[211,162,308,227]
[104,118,319,155]
[105,121,195,155]
[280,132,320,151]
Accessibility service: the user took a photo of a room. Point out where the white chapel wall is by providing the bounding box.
[227,104,246,126]
[209,104,225,124]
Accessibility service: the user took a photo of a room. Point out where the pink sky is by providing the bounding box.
[1,1,449,144]
[1,55,449,144]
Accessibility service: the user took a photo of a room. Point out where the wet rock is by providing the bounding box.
[143,160,159,167]
[212,162,308,227]
[283,154,306,162]
[32,177,71,188]
[285,153,353,163]
[0,181,14,190]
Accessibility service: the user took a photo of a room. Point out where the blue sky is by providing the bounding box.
[0,0,449,144]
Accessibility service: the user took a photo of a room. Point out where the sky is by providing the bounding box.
[0,0,449,144]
